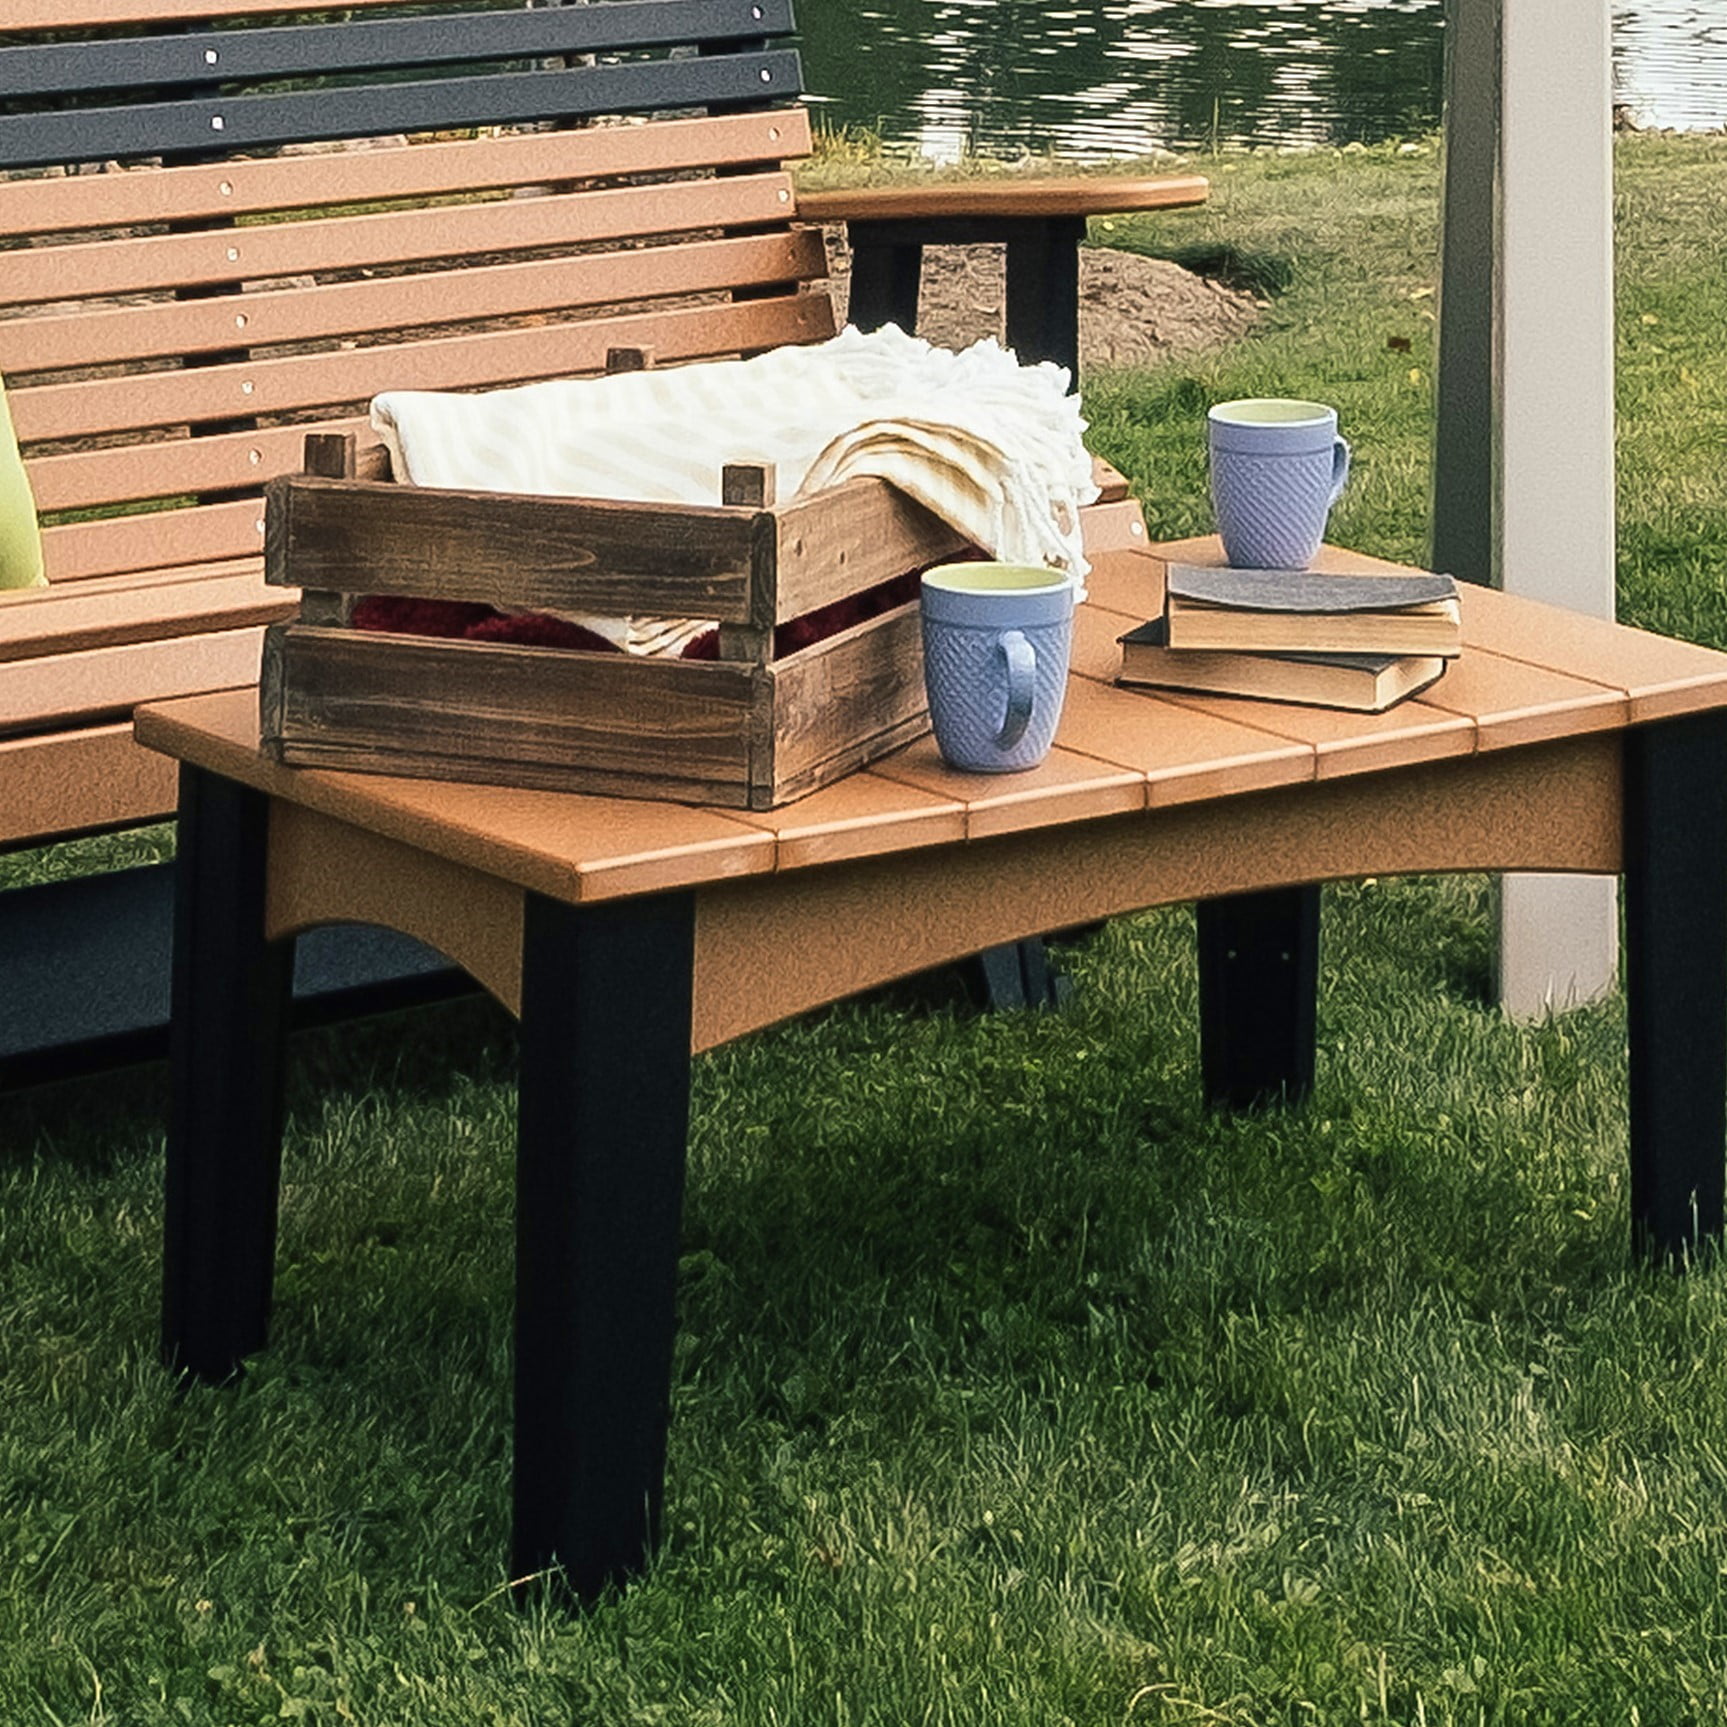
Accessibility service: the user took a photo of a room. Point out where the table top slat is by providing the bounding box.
[1462,585,1727,722]
[1418,646,1628,749]
[1053,672,1315,807]
[132,688,776,904]
[869,738,1146,839]
[725,769,967,872]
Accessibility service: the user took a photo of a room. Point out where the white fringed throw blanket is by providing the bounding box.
[371,324,1096,656]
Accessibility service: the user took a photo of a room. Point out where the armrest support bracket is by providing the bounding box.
[844,214,1088,376]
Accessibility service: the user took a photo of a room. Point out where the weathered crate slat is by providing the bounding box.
[265,476,766,627]
[265,467,971,633]
[767,604,931,802]
[262,626,764,806]
[261,601,933,811]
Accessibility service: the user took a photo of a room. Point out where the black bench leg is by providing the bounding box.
[1004,217,1087,379]
[959,934,1073,1013]
[161,767,294,1381]
[1197,885,1321,1110]
[845,225,923,334]
[1624,712,1727,1261]
[512,889,696,1602]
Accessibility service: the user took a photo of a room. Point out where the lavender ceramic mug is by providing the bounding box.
[920,563,1074,773]
[1208,398,1351,570]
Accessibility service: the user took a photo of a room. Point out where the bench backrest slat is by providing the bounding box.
[24,287,826,447]
[0,54,802,171]
[5,215,820,372]
[27,421,370,517]
[28,289,830,581]
[6,0,463,27]
[0,1,795,98]
[1,170,802,312]
[0,108,810,239]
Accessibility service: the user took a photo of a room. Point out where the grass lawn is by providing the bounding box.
[3,131,1727,1725]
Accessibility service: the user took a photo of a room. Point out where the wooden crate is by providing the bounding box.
[259,440,970,809]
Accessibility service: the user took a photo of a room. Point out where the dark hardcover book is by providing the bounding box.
[1117,616,1448,713]
[1163,562,1462,657]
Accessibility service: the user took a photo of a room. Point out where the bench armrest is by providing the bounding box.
[795,175,1208,225]
[797,176,1208,378]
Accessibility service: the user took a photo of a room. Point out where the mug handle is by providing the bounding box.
[996,629,1036,750]
[1329,436,1352,508]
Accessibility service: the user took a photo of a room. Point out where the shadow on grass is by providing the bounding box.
[0,993,517,1174]
[1141,239,1295,299]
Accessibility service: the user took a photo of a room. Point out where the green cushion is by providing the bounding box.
[0,371,46,591]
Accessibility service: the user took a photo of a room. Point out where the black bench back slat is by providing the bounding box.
[0,0,801,170]
[0,52,803,170]
[0,0,795,98]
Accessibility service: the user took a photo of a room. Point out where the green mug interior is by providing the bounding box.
[1210,397,1333,426]
[922,562,1071,596]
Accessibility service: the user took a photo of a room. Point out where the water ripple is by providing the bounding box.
[796,0,1727,159]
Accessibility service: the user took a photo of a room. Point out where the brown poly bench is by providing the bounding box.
[0,0,1208,1087]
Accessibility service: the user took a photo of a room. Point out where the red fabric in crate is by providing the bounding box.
[349,554,980,659]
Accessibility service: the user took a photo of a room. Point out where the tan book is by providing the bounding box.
[1117,617,1447,713]
[1163,563,1463,658]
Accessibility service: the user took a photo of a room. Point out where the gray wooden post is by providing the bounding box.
[1435,0,1619,1017]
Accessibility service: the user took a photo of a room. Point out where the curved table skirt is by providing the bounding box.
[261,728,1623,1050]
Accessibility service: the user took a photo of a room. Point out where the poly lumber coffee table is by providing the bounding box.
[135,536,1727,1600]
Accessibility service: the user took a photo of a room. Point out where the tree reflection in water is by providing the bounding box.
[795,0,1725,159]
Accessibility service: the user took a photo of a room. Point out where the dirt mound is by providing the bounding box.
[820,227,1260,371]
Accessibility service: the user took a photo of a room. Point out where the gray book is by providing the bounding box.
[1163,563,1462,657]
[1165,563,1459,613]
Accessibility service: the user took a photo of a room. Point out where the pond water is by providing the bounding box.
[793,1,1727,160]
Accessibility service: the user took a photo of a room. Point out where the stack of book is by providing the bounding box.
[1116,563,1463,713]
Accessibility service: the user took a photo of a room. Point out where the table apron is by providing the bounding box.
[254,729,1623,1052]
[263,798,526,1013]
[692,731,1622,1047]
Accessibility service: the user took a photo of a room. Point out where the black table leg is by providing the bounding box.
[512,888,696,1601]
[1624,712,1727,1260]
[161,767,294,1381]
[1197,885,1321,1110]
